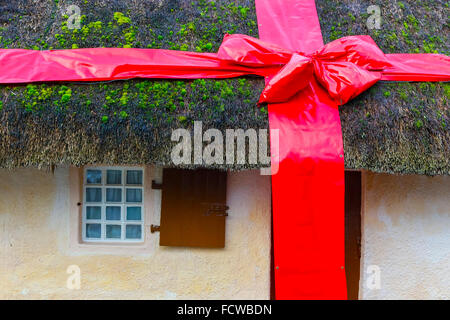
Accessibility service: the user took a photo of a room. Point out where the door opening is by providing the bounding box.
[344,171,362,300]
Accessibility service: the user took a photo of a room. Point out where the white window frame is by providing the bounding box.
[82,166,145,243]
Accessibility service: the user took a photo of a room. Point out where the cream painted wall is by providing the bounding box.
[360,172,450,300]
[0,167,271,299]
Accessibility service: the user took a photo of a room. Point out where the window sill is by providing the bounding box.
[69,236,155,255]
[79,240,145,247]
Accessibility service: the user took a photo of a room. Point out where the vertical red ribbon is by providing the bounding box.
[256,0,347,299]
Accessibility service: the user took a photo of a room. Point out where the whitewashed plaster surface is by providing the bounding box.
[360,172,450,300]
[0,167,271,299]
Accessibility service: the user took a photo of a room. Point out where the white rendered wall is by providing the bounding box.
[360,172,450,299]
[0,167,272,299]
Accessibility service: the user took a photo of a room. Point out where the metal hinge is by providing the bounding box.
[202,203,229,217]
[150,225,160,233]
[152,180,163,190]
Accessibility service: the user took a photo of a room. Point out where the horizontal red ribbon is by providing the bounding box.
[1,36,448,101]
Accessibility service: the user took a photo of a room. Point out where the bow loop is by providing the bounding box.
[217,34,293,67]
[314,35,391,70]
[313,60,382,104]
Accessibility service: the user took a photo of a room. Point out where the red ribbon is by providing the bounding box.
[255,0,449,300]
[0,0,449,299]
[217,33,450,105]
[218,34,391,105]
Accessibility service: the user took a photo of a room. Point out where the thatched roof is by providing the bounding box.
[0,0,448,175]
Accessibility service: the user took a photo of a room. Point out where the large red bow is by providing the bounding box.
[218,34,392,105]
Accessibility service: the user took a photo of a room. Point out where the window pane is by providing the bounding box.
[127,170,143,185]
[106,225,121,239]
[86,206,101,220]
[106,206,121,220]
[126,207,142,221]
[106,188,122,202]
[86,188,102,202]
[107,170,122,185]
[86,170,102,184]
[126,189,142,203]
[86,224,101,238]
[126,225,142,239]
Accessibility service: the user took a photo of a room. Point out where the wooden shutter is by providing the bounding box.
[344,171,362,300]
[159,168,228,248]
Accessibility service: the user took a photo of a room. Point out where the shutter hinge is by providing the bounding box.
[152,180,163,190]
[150,225,160,233]
[202,203,229,217]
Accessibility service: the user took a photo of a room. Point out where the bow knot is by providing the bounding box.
[217,34,392,105]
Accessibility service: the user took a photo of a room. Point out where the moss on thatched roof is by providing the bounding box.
[0,0,448,175]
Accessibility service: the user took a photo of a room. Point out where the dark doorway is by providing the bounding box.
[344,171,362,300]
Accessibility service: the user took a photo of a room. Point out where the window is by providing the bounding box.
[82,167,144,242]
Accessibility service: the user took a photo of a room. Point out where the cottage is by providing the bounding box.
[0,0,448,300]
